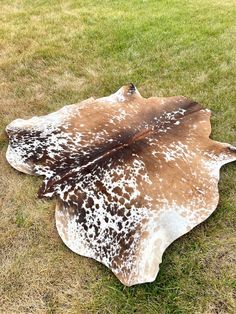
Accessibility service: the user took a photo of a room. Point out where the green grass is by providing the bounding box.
[0,0,236,313]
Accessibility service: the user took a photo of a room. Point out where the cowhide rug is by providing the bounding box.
[6,84,236,286]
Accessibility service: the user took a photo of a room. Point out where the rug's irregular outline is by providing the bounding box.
[6,84,236,286]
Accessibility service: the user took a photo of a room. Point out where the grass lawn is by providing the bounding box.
[0,0,236,313]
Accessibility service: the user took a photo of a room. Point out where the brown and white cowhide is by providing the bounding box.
[6,84,236,286]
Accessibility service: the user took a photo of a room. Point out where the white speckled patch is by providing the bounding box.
[5,84,236,286]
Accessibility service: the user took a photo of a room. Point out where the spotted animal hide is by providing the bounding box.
[6,84,236,286]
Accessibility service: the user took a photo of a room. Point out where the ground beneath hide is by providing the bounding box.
[0,0,236,313]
